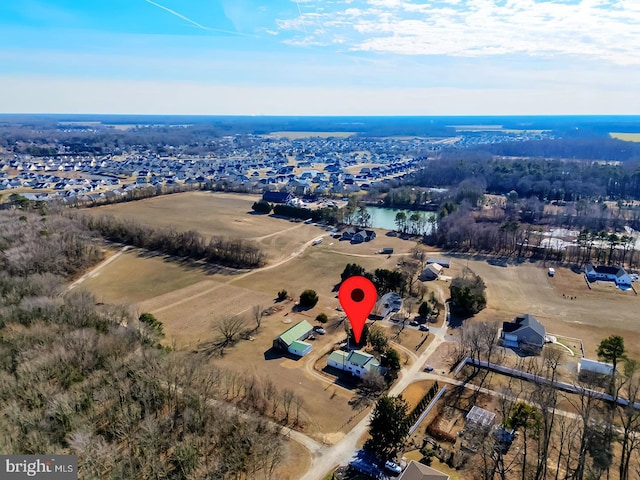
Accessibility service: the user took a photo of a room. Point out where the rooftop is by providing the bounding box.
[277,320,313,347]
[398,460,449,480]
[466,406,496,428]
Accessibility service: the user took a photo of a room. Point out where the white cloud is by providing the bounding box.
[276,0,640,65]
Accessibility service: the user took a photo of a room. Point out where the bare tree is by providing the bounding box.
[566,372,603,480]
[216,315,247,346]
[478,321,501,366]
[617,360,640,480]
[355,370,387,407]
[252,305,265,331]
[282,389,294,424]
[530,347,563,480]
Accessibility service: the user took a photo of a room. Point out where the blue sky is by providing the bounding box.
[1,0,639,115]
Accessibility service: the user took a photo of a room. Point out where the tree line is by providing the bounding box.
[252,200,341,223]
[408,152,640,201]
[83,214,266,269]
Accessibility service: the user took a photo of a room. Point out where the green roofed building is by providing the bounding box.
[273,320,314,357]
[327,349,383,378]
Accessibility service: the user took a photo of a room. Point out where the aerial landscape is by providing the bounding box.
[2,1,640,480]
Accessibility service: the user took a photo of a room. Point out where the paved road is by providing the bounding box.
[299,320,449,480]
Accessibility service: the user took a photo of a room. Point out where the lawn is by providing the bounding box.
[460,258,640,360]
[81,249,209,304]
[82,191,330,264]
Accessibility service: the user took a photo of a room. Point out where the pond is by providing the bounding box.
[365,206,436,234]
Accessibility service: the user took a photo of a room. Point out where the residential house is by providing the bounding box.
[372,292,402,318]
[398,461,449,480]
[420,263,443,280]
[272,320,314,357]
[351,230,376,244]
[501,314,546,350]
[263,191,293,204]
[427,258,450,268]
[585,264,632,289]
[327,349,383,378]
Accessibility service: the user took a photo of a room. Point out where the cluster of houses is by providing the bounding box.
[0,134,430,203]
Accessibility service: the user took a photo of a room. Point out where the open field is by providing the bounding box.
[82,191,328,263]
[610,132,640,142]
[77,194,423,438]
[275,438,312,480]
[81,250,209,304]
[458,257,640,360]
[76,191,640,449]
[401,380,436,411]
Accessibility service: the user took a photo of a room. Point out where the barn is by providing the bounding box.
[273,320,313,357]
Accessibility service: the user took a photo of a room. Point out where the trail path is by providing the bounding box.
[67,246,130,291]
[250,219,312,241]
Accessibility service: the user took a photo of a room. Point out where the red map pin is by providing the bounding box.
[339,276,377,344]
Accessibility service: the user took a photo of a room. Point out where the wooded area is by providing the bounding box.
[0,210,287,479]
[83,214,266,269]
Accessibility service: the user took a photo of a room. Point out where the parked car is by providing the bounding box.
[384,461,402,475]
[424,365,434,372]
[419,325,429,331]
[409,320,419,326]
[313,326,326,335]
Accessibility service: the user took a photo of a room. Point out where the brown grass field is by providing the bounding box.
[274,438,312,480]
[610,132,640,142]
[81,250,209,304]
[76,192,640,446]
[82,191,328,263]
[457,257,640,360]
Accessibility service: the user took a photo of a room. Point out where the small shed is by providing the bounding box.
[579,358,615,376]
[288,340,312,357]
[466,406,496,429]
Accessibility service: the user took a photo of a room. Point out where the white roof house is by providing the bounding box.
[327,349,382,378]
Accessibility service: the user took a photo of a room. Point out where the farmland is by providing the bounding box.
[610,132,640,142]
[76,192,640,464]
[82,191,326,263]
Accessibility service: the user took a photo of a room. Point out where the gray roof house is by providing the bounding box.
[501,314,546,349]
[585,264,632,289]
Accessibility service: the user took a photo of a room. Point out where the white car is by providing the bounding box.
[384,461,402,475]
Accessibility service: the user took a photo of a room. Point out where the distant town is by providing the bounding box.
[0,116,558,205]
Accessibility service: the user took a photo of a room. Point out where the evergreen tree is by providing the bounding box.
[365,395,409,459]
